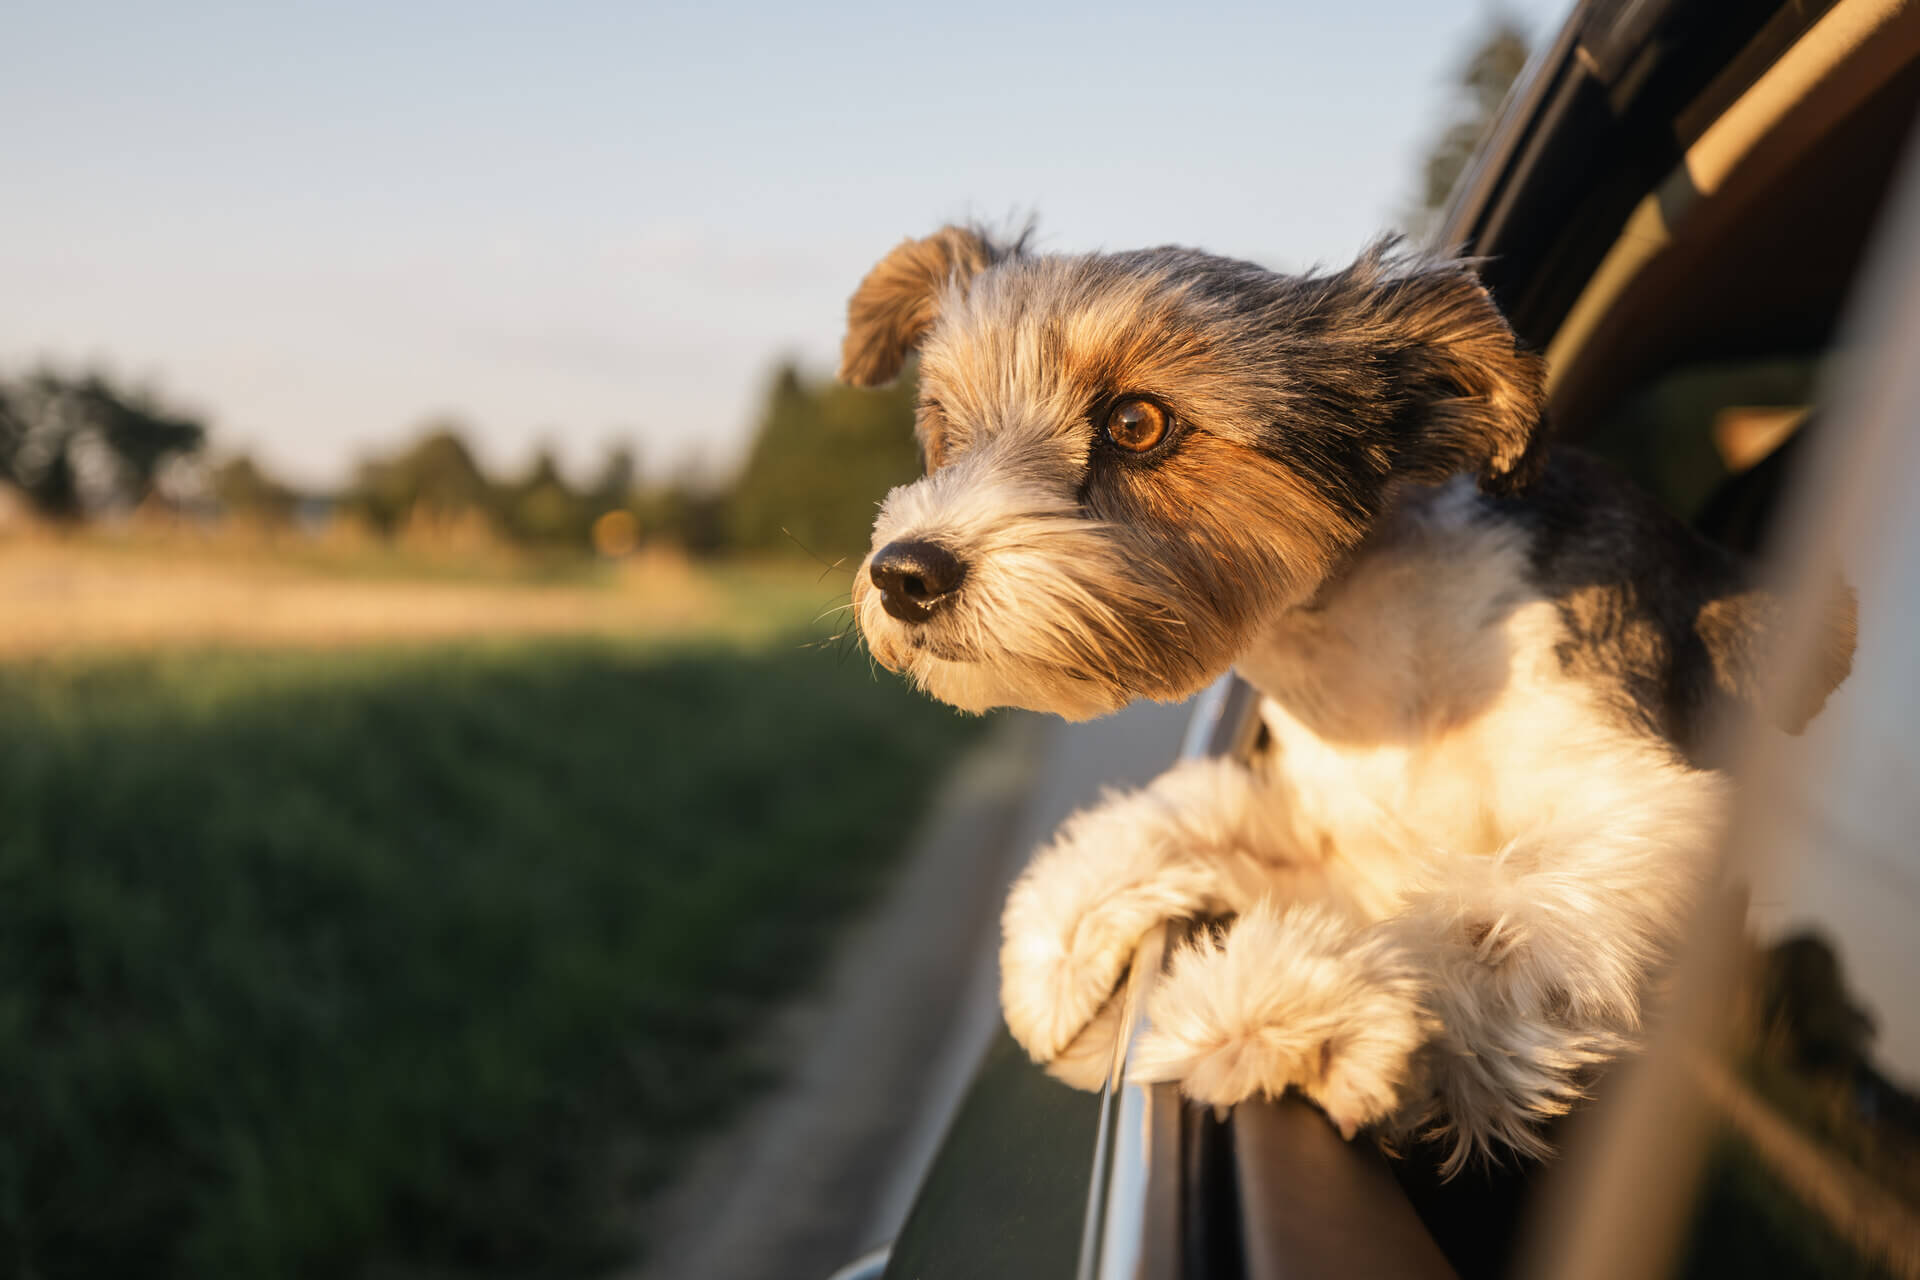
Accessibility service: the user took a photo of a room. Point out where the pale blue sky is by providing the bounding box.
[1,1,1569,487]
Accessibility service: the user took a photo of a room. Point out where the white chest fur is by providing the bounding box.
[1233,479,1711,914]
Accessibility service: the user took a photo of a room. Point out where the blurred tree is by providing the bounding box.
[585,442,642,556]
[638,472,731,554]
[344,427,648,553]
[587,442,639,515]
[210,454,298,525]
[727,360,920,560]
[1404,17,1532,245]
[345,421,497,536]
[0,367,206,518]
[504,448,590,547]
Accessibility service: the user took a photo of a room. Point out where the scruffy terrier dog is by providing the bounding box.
[840,225,1853,1168]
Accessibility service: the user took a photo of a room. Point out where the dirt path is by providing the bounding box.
[623,698,1193,1280]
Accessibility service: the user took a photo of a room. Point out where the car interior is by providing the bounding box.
[1545,0,1920,549]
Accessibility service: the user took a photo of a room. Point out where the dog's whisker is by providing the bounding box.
[778,525,853,577]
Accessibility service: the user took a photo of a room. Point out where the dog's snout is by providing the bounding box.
[869,540,966,623]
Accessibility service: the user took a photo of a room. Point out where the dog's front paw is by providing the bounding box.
[998,791,1222,1072]
[1129,901,1431,1139]
[999,858,1214,1068]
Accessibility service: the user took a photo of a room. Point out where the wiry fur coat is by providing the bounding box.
[840,226,1855,1168]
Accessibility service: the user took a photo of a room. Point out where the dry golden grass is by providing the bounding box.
[0,526,845,656]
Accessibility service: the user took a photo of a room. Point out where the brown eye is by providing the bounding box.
[1103,397,1170,452]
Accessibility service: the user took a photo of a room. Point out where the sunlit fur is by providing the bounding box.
[839,226,1851,1169]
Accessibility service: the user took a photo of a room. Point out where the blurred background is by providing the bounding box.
[1,3,1558,1277]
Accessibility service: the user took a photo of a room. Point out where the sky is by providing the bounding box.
[1,0,1571,489]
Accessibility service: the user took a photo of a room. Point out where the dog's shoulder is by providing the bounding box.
[1474,448,1853,764]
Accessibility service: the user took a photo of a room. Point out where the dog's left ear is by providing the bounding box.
[1352,247,1548,495]
[840,225,1006,388]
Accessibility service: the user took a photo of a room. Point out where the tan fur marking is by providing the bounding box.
[841,226,998,388]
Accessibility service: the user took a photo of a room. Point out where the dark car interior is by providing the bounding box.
[1487,0,1920,551]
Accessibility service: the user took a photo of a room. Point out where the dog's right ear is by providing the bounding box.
[839,226,1003,387]
[1305,240,1546,497]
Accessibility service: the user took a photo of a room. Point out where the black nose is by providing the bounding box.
[869,540,967,624]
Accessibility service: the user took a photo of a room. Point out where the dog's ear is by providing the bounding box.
[840,225,1004,388]
[1348,244,1548,495]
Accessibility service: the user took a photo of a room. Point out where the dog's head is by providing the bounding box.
[842,225,1546,719]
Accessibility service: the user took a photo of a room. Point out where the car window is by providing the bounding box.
[1526,127,1920,1280]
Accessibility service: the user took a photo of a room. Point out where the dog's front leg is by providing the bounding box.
[1396,760,1729,1170]
[1129,756,1726,1159]
[999,756,1318,1089]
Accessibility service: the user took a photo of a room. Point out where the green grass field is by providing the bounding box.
[0,634,981,1278]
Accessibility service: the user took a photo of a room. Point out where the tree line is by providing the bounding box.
[0,369,206,520]
[0,360,922,560]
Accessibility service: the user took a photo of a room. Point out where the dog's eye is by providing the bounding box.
[1103,397,1170,452]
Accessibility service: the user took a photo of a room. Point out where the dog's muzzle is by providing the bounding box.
[869,540,967,624]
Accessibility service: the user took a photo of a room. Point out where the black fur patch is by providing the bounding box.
[1489,451,1854,765]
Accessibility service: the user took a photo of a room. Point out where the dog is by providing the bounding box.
[839,225,1855,1169]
